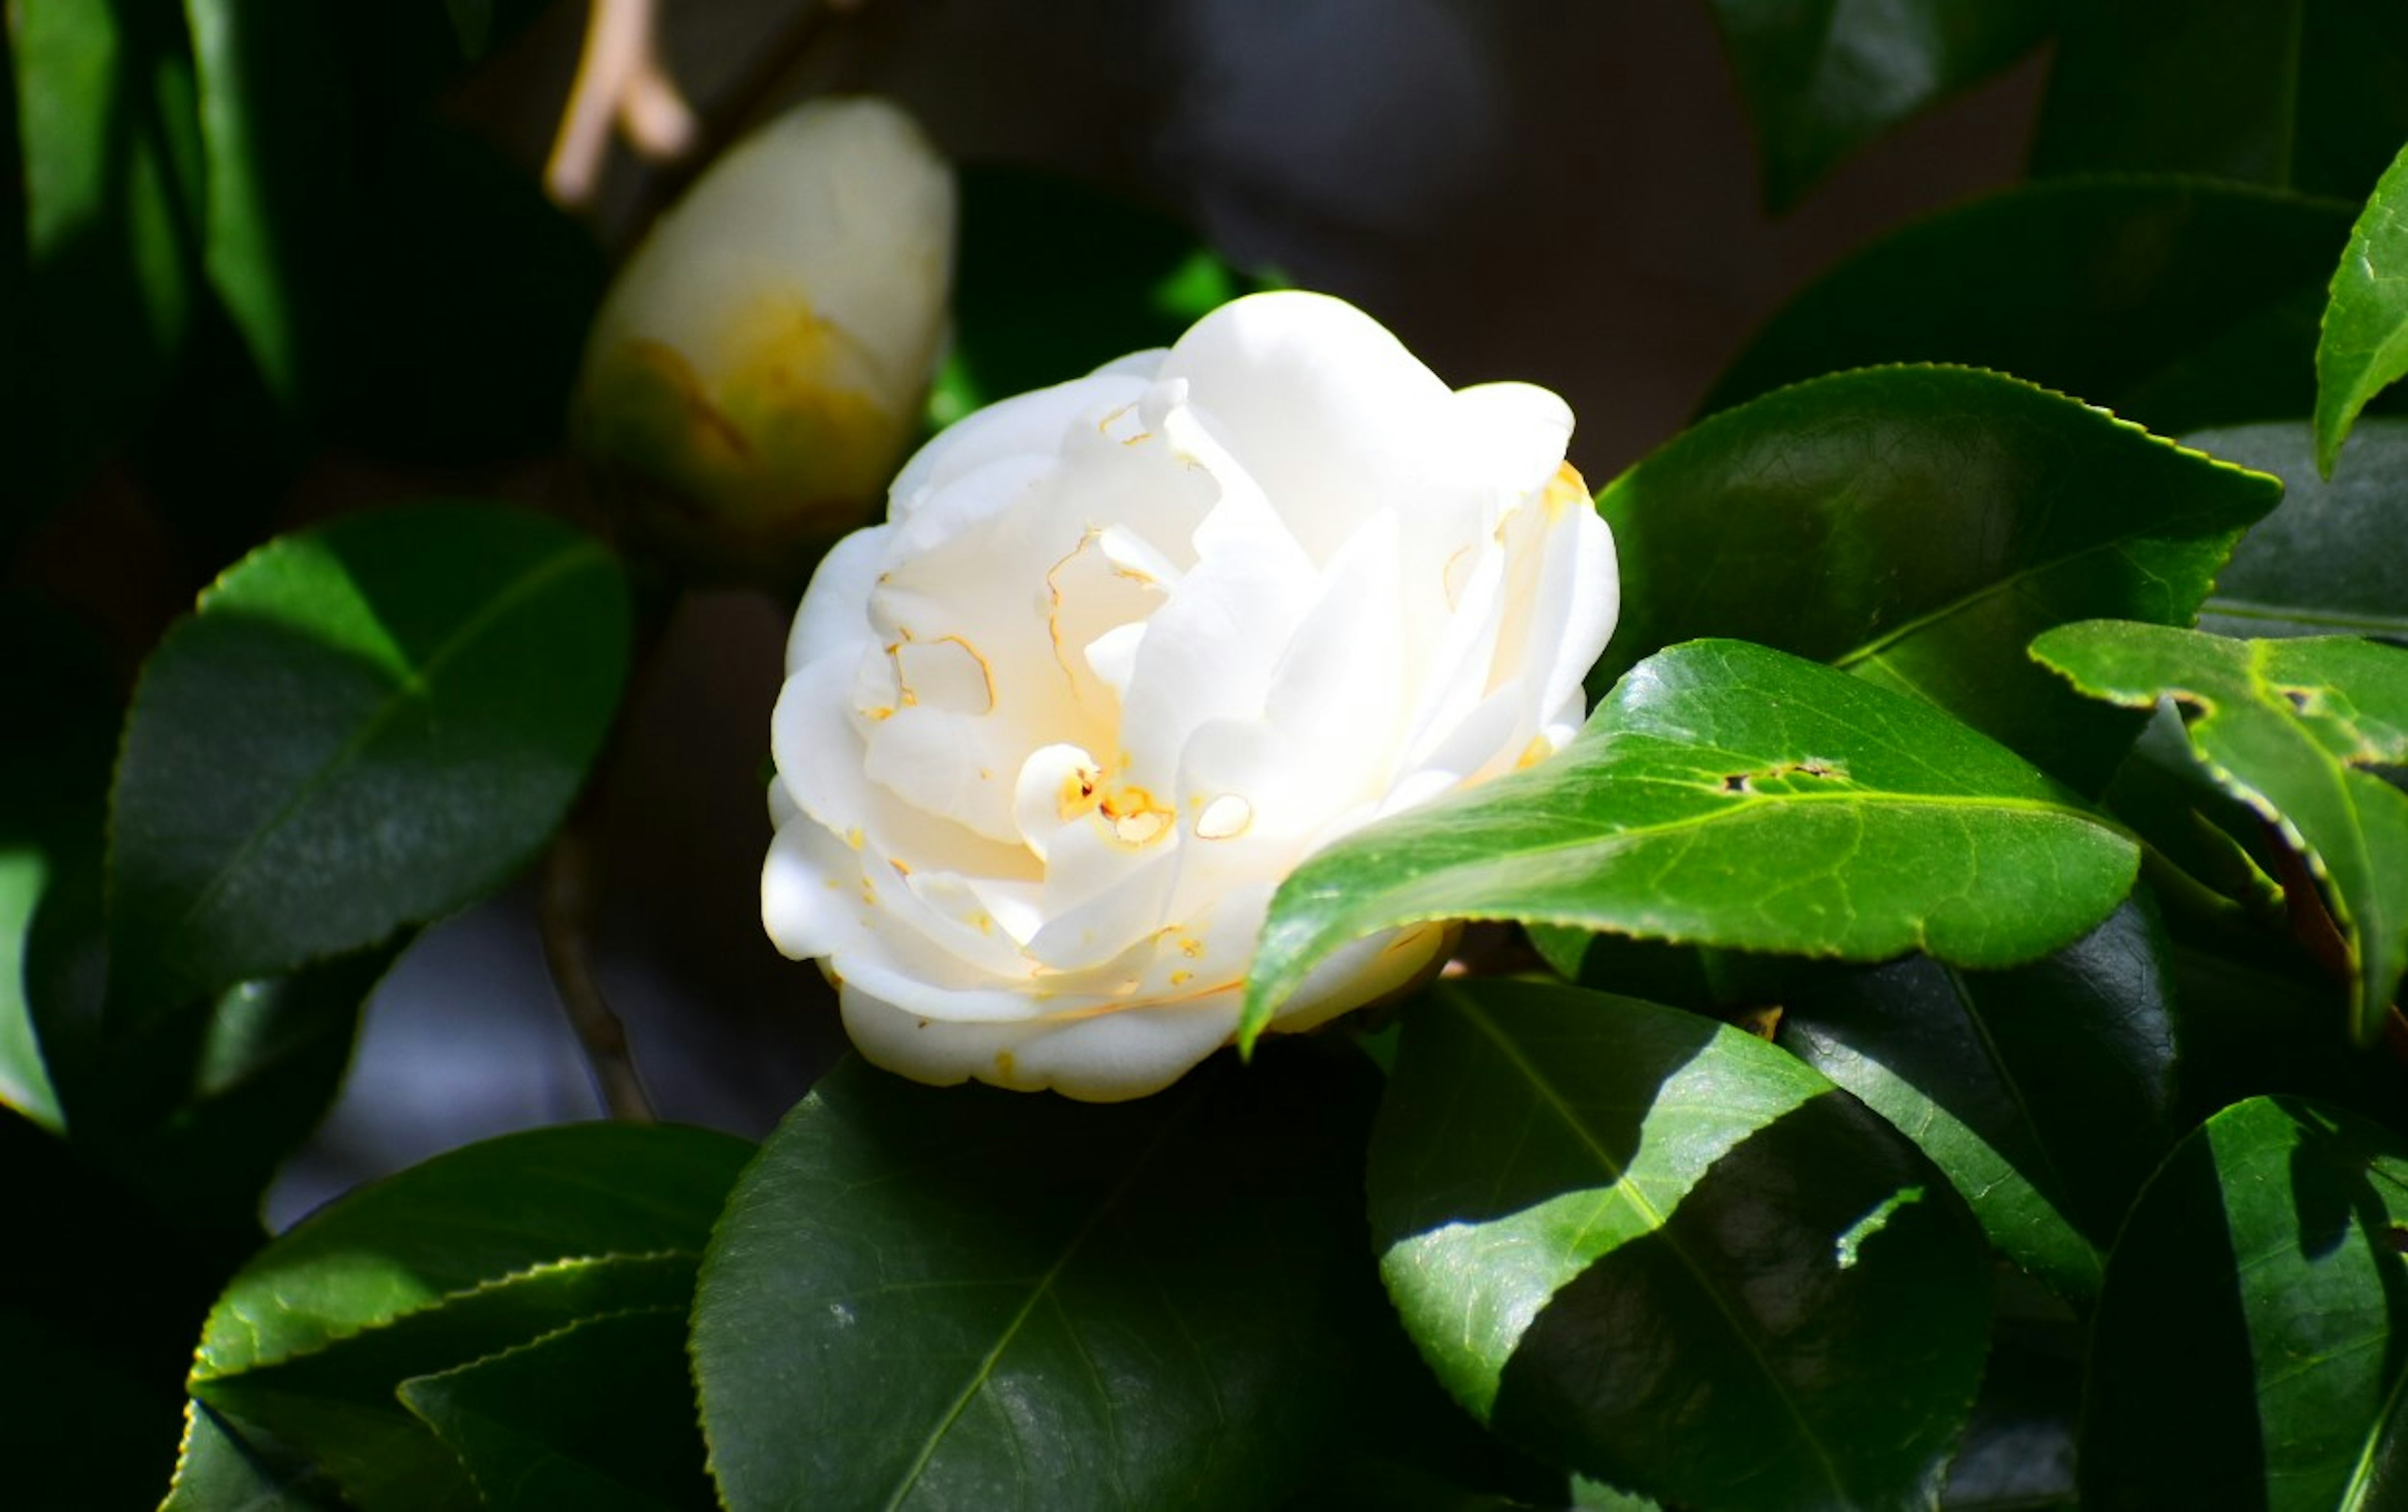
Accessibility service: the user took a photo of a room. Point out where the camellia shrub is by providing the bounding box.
[8,5,2408,1510]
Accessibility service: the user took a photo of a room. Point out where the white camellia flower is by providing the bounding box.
[763,290,1617,1099]
[574,96,954,584]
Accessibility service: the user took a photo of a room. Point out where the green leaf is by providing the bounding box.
[194,1121,748,1378]
[0,595,119,1130]
[692,1050,1431,1510]
[108,504,631,1008]
[1703,0,2056,213]
[399,1308,716,1511]
[2317,139,2408,476]
[8,0,204,519]
[2033,622,2408,1041]
[181,0,352,411]
[1595,364,2280,790]
[171,1123,749,1511]
[163,1402,347,1511]
[198,1254,700,1511]
[1244,639,2140,1044]
[2191,421,2408,642]
[1777,897,2180,1302]
[1704,179,2357,437]
[2081,1096,2408,1508]
[2032,0,2408,200]
[934,165,1263,425]
[1369,980,1992,1508]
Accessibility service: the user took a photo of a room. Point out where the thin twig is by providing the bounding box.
[539,820,656,1122]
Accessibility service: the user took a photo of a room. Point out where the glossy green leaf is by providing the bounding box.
[1777,897,2180,1302]
[1244,639,2140,1043]
[1703,0,2056,213]
[693,1050,1430,1510]
[198,1254,698,1512]
[399,1307,715,1511]
[181,0,352,410]
[108,504,631,1008]
[2192,421,2408,642]
[169,1123,748,1511]
[2032,0,2408,200]
[194,1122,747,1379]
[2081,1096,2408,1508]
[8,0,204,517]
[933,165,1262,426]
[2034,623,2408,1041]
[1704,179,2356,437]
[1595,364,2279,789]
[2316,139,2408,476]
[1369,980,1991,1508]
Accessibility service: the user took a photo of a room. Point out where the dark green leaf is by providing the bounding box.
[692,1050,1428,1510]
[2081,1096,2408,1508]
[0,595,119,1129]
[1369,980,1991,1509]
[109,504,631,1008]
[1244,639,2140,1044]
[198,1254,699,1512]
[1703,0,2056,213]
[2192,420,2408,642]
[193,1121,748,1378]
[936,166,1262,425]
[169,1123,749,1511]
[399,1308,716,1511]
[2034,622,2408,1040]
[2100,704,2288,921]
[1596,364,2279,789]
[2032,0,2408,201]
[162,1402,347,1511]
[2317,139,2408,475]
[181,0,352,412]
[1704,179,2356,438]
[1778,897,2180,1301]
[8,0,204,520]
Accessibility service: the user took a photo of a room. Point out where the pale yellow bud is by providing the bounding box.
[575,97,955,584]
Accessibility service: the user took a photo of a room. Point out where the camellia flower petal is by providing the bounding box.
[763,290,1618,1100]
[574,96,954,585]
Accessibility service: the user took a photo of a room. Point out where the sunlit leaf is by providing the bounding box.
[2034,622,2408,1041]
[1597,364,2279,789]
[2316,139,2408,475]
[1244,639,2140,1044]
[1369,980,1991,1509]
[2081,1096,2408,1508]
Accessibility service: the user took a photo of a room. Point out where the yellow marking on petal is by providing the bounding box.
[1179,938,1206,960]
[859,877,877,905]
[1057,761,1105,823]
[995,1050,1017,1080]
[1543,460,1589,520]
[1442,543,1477,611]
[863,706,895,722]
[845,828,865,851]
[932,634,996,714]
[889,858,912,877]
[1097,784,1175,847]
[1170,970,1193,986]
[1516,736,1555,769]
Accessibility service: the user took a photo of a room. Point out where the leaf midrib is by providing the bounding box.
[149,540,606,950]
[877,1096,1200,1510]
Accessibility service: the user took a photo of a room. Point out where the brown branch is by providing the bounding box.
[539,820,655,1122]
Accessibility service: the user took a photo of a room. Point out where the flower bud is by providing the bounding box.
[574,97,954,585]
[762,290,1619,1101]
